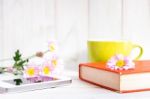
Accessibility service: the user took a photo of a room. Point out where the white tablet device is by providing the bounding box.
[0,76,72,93]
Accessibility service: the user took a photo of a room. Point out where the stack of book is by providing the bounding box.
[79,60,150,93]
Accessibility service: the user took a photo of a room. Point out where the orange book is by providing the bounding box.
[79,60,150,93]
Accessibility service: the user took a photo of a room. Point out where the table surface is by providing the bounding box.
[0,70,150,99]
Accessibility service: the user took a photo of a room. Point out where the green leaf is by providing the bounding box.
[14,79,23,85]
[13,50,22,61]
[13,50,28,72]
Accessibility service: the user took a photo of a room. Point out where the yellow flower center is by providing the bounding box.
[52,59,57,67]
[116,60,125,67]
[49,44,55,52]
[43,66,50,75]
[27,68,35,76]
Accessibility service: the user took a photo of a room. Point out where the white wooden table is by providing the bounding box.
[0,70,150,99]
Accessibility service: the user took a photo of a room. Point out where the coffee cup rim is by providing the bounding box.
[87,39,131,43]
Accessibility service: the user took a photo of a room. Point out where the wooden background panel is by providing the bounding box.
[1,0,55,60]
[124,0,150,59]
[55,0,88,70]
[0,0,89,69]
[88,0,122,40]
[0,0,3,61]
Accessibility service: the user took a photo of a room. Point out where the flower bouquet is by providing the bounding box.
[0,40,64,85]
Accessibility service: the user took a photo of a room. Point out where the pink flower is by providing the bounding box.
[48,40,57,52]
[24,65,40,77]
[107,54,135,70]
[51,55,58,68]
[41,61,53,76]
[6,67,14,73]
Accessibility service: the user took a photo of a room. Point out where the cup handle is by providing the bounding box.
[132,44,143,60]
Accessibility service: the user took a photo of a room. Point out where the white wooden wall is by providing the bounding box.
[89,0,122,40]
[123,0,150,60]
[0,0,150,70]
[55,0,88,70]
